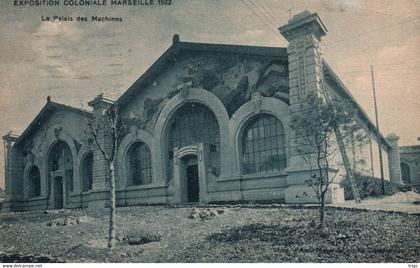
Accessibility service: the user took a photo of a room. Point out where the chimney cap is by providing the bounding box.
[172,34,180,44]
[386,133,399,141]
[2,131,20,141]
[279,10,327,41]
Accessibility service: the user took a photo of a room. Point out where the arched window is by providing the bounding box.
[242,114,286,174]
[128,142,152,186]
[48,141,73,193]
[167,102,220,179]
[28,166,41,198]
[401,162,411,184]
[81,152,93,192]
[49,141,72,172]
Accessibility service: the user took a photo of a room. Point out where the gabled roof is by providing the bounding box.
[323,60,391,150]
[14,99,92,147]
[116,37,288,106]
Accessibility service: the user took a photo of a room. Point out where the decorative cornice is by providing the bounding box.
[279,11,327,42]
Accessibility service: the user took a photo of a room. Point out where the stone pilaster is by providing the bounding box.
[197,143,209,204]
[279,11,327,172]
[386,133,402,185]
[279,11,343,203]
[2,133,24,211]
[87,94,114,208]
[280,12,326,99]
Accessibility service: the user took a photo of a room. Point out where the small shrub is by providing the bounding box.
[340,173,399,200]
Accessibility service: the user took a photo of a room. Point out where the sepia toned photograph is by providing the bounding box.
[0,0,419,265]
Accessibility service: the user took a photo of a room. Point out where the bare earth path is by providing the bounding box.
[0,194,419,263]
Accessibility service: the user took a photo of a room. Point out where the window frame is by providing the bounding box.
[81,152,94,192]
[28,165,41,198]
[240,113,287,175]
[127,141,153,186]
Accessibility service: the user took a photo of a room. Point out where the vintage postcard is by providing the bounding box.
[0,0,419,265]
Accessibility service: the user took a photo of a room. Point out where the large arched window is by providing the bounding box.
[242,114,286,174]
[401,162,411,184]
[28,166,41,198]
[127,142,152,186]
[167,102,220,179]
[81,152,93,192]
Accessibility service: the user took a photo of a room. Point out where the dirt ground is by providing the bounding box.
[0,201,419,263]
[331,191,420,214]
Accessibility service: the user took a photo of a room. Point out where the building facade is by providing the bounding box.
[2,11,404,212]
[400,144,420,191]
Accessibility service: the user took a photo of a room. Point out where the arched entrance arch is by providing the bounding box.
[166,102,220,180]
[47,140,73,209]
[163,101,219,204]
[154,88,233,184]
[41,127,79,208]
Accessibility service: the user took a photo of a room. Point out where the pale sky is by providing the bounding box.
[0,0,419,188]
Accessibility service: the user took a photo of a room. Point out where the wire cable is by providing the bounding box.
[325,16,420,47]
[240,0,285,43]
[253,0,279,25]
[245,0,279,31]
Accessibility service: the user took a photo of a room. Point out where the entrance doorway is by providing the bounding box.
[187,164,199,202]
[54,177,64,209]
[173,144,208,204]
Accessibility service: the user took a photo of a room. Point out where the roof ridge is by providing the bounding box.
[177,40,287,49]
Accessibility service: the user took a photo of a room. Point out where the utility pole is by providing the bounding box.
[371,65,385,195]
[288,0,293,19]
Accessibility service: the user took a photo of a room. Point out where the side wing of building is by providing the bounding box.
[322,62,402,184]
[3,101,92,211]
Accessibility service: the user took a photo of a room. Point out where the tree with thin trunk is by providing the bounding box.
[290,94,356,230]
[87,104,122,249]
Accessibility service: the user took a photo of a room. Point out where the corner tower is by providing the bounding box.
[279,11,343,203]
[279,10,327,101]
